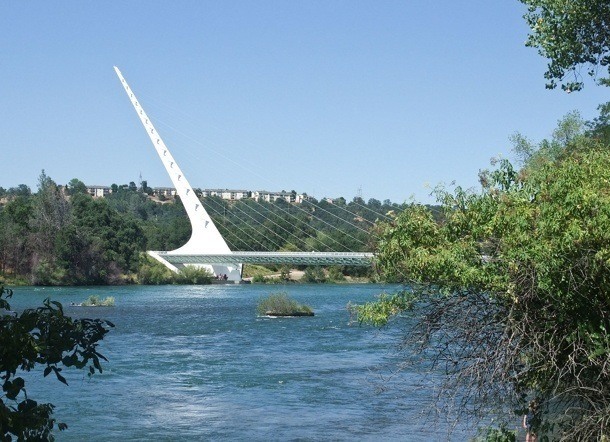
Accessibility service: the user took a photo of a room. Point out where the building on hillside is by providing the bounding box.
[198,189,217,198]
[224,189,251,201]
[199,189,251,201]
[253,190,309,204]
[86,184,306,203]
[86,185,111,198]
[153,187,177,198]
[253,190,296,203]
[294,193,309,204]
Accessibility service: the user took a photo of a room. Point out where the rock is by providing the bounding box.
[265,311,314,317]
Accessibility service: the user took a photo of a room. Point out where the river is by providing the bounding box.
[8,284,473,441]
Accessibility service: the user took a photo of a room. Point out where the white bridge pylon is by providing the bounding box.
[114,67,373,281]
[114,66,242,280]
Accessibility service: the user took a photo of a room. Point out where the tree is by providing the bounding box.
[0,195,34,276]
[53,224,107,285]
[302,266,326,283]
[67,178,87,196]
[352,121,610,440]
[521,0,610,91]
[0,286,113,439]
[139,180,152,195]
[70,194,145,277]
[6,185,31,198]
[510,111,584,167]
[30,171,71,273]
[367,198,382,210]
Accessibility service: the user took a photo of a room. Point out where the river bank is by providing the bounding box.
[0,266,373,287]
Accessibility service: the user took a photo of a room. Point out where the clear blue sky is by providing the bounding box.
[1,1,607,204]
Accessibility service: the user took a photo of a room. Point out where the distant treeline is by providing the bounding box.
[0,175,431,285]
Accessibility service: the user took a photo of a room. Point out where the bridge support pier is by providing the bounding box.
[148,251,243,281]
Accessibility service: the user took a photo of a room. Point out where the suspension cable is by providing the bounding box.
[136,93,374,251]
[202,197,287,251]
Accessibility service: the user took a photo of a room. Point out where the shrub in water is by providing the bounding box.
[81,295,115,307]
[257,292,313,316]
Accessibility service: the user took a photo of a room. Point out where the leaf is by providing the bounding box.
[17,398,38,412]
[4,378,25,400]
[62,354,75,366]
[53,367,68,386]
[92,356,102,373]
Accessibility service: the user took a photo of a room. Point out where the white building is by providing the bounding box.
[220,189,250,201]
[86,185,111,198]
[153,187,177,198]
[88,184,304,203]
[253,190,296,203]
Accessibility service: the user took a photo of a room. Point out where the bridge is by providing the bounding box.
[114,67,374,280]
[150,251,373,267]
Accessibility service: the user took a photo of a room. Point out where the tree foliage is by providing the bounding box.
[521,0,610,91]
[353,115,610,440]
[0,170,409,284]
[0,173,146,285]
[0,286,113,439]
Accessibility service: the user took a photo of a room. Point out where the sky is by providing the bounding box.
[1,1,607,204]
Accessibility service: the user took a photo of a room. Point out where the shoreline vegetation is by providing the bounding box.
[1,260,373,287]
[242,264,371,285]
[351,110,610,439]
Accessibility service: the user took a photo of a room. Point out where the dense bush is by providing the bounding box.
[354,114,610,440]
[138,256,212,285]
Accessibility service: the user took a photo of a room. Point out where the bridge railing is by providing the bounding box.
[154,251,374,266]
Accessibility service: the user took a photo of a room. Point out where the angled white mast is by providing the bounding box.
[114,67,241,279]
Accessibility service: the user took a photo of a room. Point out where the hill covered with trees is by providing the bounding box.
[0,177,413,285]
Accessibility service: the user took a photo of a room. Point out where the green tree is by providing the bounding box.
[0,195,34,276]
[521,0,610,91]
[53,224,107,285]
[30,171,72,281]
[66,178,87,196]
[0,286,113,439]
[302,266,326,283]
[509,111,584,167]
[6,185,31,198]
[70,193,145,277]
[353,123,610,439]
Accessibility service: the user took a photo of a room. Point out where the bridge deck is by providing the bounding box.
[153,251,374,266]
